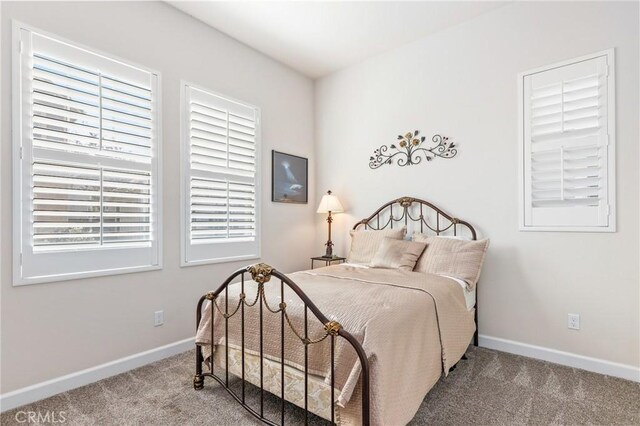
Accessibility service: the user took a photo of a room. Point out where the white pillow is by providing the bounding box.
[370,237,427,271]
[347,227,406,265]
[412,234,489,289]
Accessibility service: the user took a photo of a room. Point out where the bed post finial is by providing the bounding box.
[325,321,342,336]
[398,197,415,208]
[247,263,274,284]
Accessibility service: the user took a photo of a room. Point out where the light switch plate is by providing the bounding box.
[154,310,164,327]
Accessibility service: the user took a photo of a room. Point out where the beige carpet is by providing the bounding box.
[2,347,638,425]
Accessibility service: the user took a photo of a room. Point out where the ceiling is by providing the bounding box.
[168,1,508,79]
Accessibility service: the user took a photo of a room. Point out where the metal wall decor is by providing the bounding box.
[369,130,457,169]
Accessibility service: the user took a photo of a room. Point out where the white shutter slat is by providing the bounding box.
[190,178,228,240]
[188,92,257,166]
[190,99,229,175]
[33,69,99,99]
[191,126,227,143]
[102,168,152,244]
[33,91,100,120]
[192,115,227,133]
[191,144,227,160]
[33,53,99,82]
[102,89,151,115]
[102,84,152,107]
[34,103,99,129]
[33,55,100,95]
[189,178,256,241]
[32,55,101,154]
[228,181,255,238]
[564,98,600,113]
[33,80,99,109]
[191,155,227,169]
[32,162,101,248]
[34,115,99,139]
[32,162,153,248]
[530,71,602,143]
[102,107,152,131]
[101,74,153,161]
[31,52,153,161]
[531,93,562,109]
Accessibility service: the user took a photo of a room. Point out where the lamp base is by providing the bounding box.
[323,240,334,258]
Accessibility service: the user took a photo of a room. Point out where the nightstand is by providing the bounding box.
[310,256,346,269]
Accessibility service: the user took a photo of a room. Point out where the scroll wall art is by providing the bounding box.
[369,130,457,169]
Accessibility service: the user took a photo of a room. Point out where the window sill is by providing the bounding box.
[519,225,616,233]
[14,263,163,287]
[180,254,260,268]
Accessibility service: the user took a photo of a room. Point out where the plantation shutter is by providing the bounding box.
[182,85,260,265]
[522,53,614,230]
[15,26,161,285]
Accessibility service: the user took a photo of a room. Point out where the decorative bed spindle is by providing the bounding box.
[352,196,477,240]
[194,263,371,426]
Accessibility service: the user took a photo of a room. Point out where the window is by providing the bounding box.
[181,83,260,265]
[519,50,615,232]
[13,24,162,285]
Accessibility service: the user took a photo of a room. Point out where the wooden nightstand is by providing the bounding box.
[310,256,346,269]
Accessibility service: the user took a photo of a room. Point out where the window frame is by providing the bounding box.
[180,80,261,267]
[12,21,163,286]
[517,49,616,233]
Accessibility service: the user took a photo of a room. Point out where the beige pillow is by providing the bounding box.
[370,238,427,271]
[413,234,489,289]
[347,228,406,265]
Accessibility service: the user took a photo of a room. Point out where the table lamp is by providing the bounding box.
[316,190,344,258]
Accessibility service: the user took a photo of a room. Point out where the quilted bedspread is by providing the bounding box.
[195,265,475,425]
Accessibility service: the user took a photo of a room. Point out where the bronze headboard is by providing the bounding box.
[352,196,477,240]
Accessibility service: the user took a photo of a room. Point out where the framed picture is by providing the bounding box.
[272,150,308,204]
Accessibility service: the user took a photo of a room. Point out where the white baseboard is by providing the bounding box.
[0,337,195,413]
[479,334,640,383]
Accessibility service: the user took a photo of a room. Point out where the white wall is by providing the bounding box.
[315,1,639,368]
[0,1,315,393]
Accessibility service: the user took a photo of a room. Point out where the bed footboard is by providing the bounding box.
[194,263,370,426]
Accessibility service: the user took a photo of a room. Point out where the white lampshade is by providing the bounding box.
[316,191,344,214]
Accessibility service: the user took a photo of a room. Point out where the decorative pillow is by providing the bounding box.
[347,228,406,265]
[412,234,489,289]
[370,238,427,271]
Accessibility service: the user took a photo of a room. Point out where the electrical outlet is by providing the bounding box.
[154,310,164,327]
[568,313,580,330]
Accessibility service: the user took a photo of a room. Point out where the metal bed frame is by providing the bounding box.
[194,196,478,426]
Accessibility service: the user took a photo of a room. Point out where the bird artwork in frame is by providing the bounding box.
[272,150,308,203]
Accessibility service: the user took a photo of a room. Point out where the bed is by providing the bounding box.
[193,197,484,426]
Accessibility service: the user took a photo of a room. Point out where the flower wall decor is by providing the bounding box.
[369,131,458,169]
